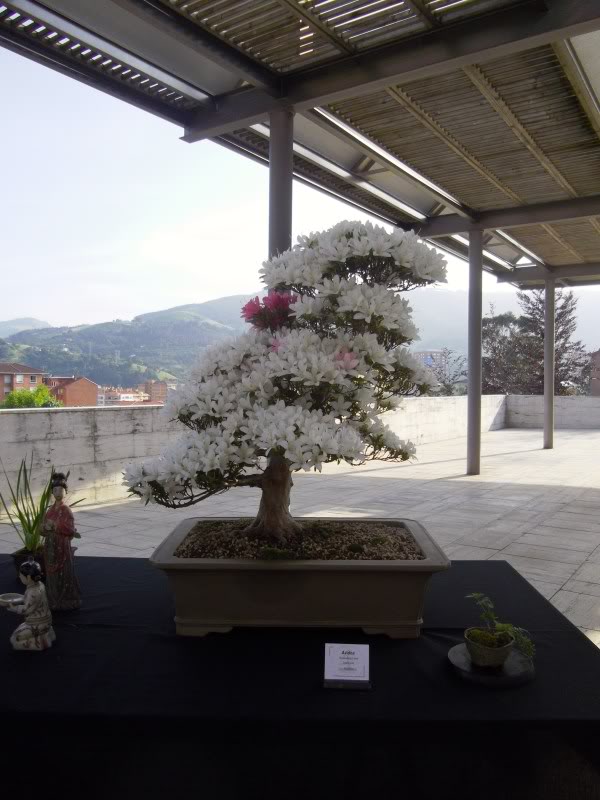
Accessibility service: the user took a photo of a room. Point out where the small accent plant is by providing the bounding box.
[0,458,83,555]
[466,592,535,659]
[0,457,55,555]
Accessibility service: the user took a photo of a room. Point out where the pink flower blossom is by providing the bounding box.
[335,348,359,371]
[241,296,262,322]
[263,289,297,312]
[241,291,298,331]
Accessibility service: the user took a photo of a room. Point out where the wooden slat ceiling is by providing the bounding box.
[3,0,600,280]
[218,125,482,266]
[160,0,518,73]
[328,44,600,267]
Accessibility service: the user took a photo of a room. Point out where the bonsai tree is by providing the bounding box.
[125,221,447,542]
[466,592,535,659]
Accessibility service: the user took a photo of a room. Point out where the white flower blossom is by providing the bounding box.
[125,221,446,504]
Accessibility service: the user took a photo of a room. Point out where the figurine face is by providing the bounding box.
[52,486,66,501]
[19,573,33,587]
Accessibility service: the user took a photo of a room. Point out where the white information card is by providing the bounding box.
[324,643,370,689]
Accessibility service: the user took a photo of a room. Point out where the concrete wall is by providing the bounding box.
[0,398,507,509]
[0,405,178,509]
[506,395,600,428]
[385,395,506,445]
[4,394,598,510]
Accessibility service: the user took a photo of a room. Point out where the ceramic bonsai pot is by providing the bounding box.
[464,627,515,668]
[150,517,450,638]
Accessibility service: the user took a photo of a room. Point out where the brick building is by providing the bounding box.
[48,376,98,407]
[138,380,168,404]
[591,350,600,397]
[0,362,48,401]
[97,387,149,406]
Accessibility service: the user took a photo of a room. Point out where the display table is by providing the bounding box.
[1,555,599,799]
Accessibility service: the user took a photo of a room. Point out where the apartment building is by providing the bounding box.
[0,362,48,400]
[48,376,98,407]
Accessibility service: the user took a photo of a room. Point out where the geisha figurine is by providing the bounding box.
[41,472,81,611]
[3,558,56,651]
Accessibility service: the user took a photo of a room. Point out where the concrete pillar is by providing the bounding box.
[268,108,294,258]
[544,278,556,449]
[467,230,483,475]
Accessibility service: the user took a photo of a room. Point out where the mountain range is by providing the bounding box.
[1,288,598,385]
[0,317,50,338]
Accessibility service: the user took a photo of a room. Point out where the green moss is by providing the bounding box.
[467,628,511,648]
[347,543,364,554]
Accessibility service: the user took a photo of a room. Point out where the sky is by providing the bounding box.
[1,47,598,328]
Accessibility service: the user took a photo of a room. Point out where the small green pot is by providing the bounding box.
[465,627,514,668]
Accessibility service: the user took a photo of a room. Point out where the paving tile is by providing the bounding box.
[489,553,577,583]
[542,514,600,533]
[74,542,140,558]
[551,591,600,630]
[561,579,600,598]
[527,580,562,600]
[501,543,587,565]
[514,532,599,553]
[571,562,600,585]
[581,628,600,647]
[454,530,523,549]
[444,544,498,560]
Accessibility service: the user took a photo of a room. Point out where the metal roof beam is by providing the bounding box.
[416,195,600,237]
[107,0,282,95]
[7,0,210,102]
[183,0,600,140]
[272,0,354,55]
[497,262,600,283]
[0,26,191,126]
[554,40,600,143]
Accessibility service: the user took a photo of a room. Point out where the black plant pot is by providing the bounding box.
[12,548,46,582]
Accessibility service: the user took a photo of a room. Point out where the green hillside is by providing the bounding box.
[5,295,257,384]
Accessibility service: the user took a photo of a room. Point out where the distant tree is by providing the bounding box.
[1,385,62,409]
[516,290,589,395]
[482,292,589,395]
[429,348,467,396]
[482,308,527,394]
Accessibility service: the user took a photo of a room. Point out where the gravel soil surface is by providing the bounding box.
[175,519,424,561]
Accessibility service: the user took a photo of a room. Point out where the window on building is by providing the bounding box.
[16,374,24,384]
[30,375,37,383]
[3,375,10,384]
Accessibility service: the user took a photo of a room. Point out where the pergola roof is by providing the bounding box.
[3,0,600,285]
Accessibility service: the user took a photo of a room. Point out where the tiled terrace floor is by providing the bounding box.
[2,429,600,643]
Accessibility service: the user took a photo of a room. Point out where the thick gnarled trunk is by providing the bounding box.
[243,454,302,542]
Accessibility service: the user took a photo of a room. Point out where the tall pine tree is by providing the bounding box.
[482,291,589,395]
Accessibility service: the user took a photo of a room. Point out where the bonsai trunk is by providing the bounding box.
[244,454,302,542]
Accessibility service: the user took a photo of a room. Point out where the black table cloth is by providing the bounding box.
[1,556,599,799]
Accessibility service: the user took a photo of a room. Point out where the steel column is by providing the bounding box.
[467,230,483,475]
[544,279,556,449]
[268,109,294,258]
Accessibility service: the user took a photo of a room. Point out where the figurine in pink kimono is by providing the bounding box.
[41,472,81,611]
[3,558,56,651]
